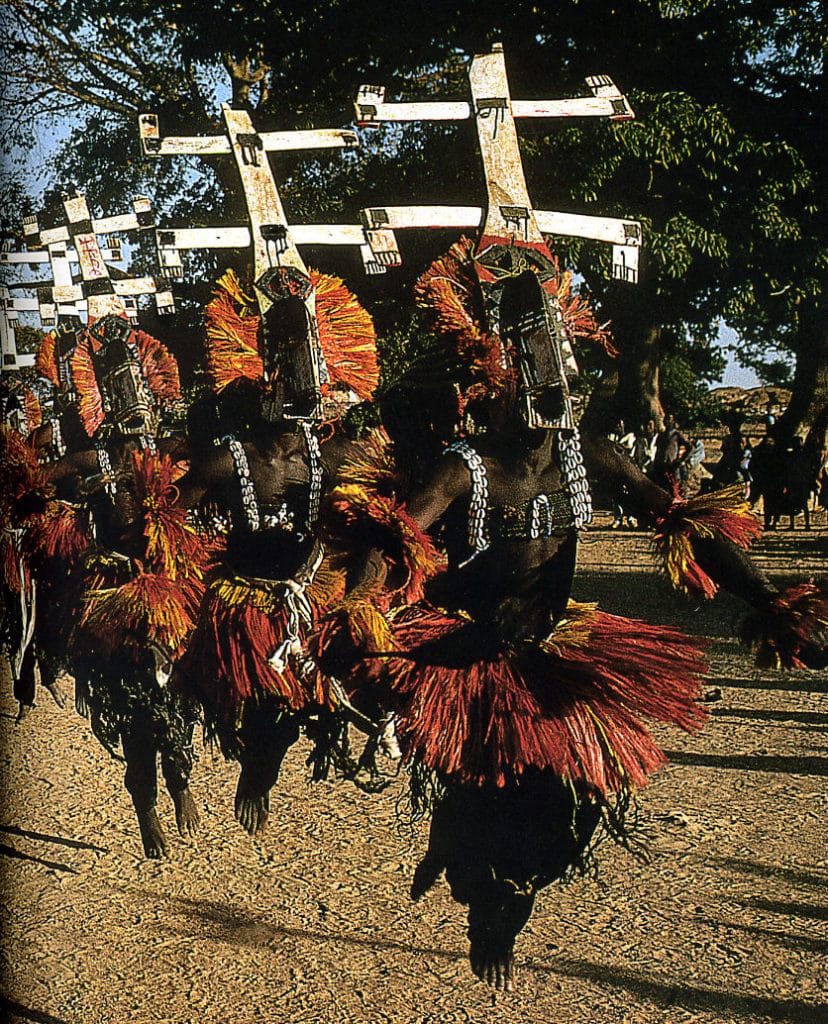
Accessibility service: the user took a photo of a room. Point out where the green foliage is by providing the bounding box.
[12,324,45,355]
[661,353,722,427]
[2,0,825,427]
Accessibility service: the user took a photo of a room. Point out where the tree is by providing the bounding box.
[2,0,824,434]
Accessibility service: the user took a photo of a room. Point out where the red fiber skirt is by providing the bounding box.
[363,602,709,794]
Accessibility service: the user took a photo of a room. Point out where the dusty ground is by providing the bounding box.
[1,518,826,1024]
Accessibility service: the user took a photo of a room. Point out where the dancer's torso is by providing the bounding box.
[221,429,322,580]
[427,437,578,637]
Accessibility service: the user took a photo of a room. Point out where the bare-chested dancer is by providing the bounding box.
[173,269,378,836]
[317,255,826,990]
[41,315,203,858]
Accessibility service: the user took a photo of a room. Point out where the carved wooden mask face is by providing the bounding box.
[257,268,325,423]
[91,316,158,437]
[497,269,571,431]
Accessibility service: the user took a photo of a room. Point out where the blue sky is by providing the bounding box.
[714,324,761,389]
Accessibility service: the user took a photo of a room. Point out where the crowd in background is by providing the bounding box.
[607,407,828,531]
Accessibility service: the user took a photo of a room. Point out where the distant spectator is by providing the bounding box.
[608,420,638,528]
[738,437,753,498]
[716,425,743,487]
[652,414,690,490]
[633,418,658,473]
[678,437,711,497]
[752,433,813,530]
[816,445,828,511]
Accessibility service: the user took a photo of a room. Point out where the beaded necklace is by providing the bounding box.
[445,441,490,565]
[228,439,260,532]
[227,427,323,535]
[301,421,323,531]
[556,429,593,529]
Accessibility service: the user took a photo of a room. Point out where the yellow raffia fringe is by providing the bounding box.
[337,585,396,652]
[213,561,345,615]
[656,484,761,597]
[81,577,194,653]
[204,269,263,392]
[541,599,599,654]
[311,270,379,401]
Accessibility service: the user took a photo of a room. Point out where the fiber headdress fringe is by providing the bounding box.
[204,269,263,392]
[36,331,60,387]
[69,336,103,436]
[413,238,615,410]
[204,268,379,403]
[71,315,181,436]
[653,484,762,599]
[543,258,616,357]
[134,330,180,404]
[70,317,181,436]
[739,582,828,669]
[414,236,509,404]
[310,270,379,402]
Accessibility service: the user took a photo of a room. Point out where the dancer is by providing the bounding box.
[0,382,47,721]
[317,238,828,989]
[174,268,379,836]
[42,314,205,858]
[315,247,713,991]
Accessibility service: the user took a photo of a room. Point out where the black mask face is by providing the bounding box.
[257,267,326,422]
[89,315,159,437]
[497,270,572,430]
[54,324,82,401]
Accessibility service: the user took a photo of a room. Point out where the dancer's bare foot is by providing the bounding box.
[15,702,33,724]
[470,942,516,992]
[172,787,200,837]
[234,779,269,836]
[136,807,168,859]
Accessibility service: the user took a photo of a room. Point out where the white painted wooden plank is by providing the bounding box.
[468,46,542,244]
[512,96,633,119]
[223,105,308,291]
[355,96,632,122]
[0,251,49,264]
[535,211,642,245]
[112,276,159,296]
[291,224,366,245]
[157,227,252,249]
[355,98,472,124]
[355,78,633,125]
[149,135,231,156]
[361,205,483,229]
[259,129,359,151]
[143,128,357,156]
[36,214,144,246]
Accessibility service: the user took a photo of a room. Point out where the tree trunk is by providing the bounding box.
[776,298,828,444]
[581,285,665,436]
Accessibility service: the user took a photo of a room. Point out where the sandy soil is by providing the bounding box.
[1,520,826,1024]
